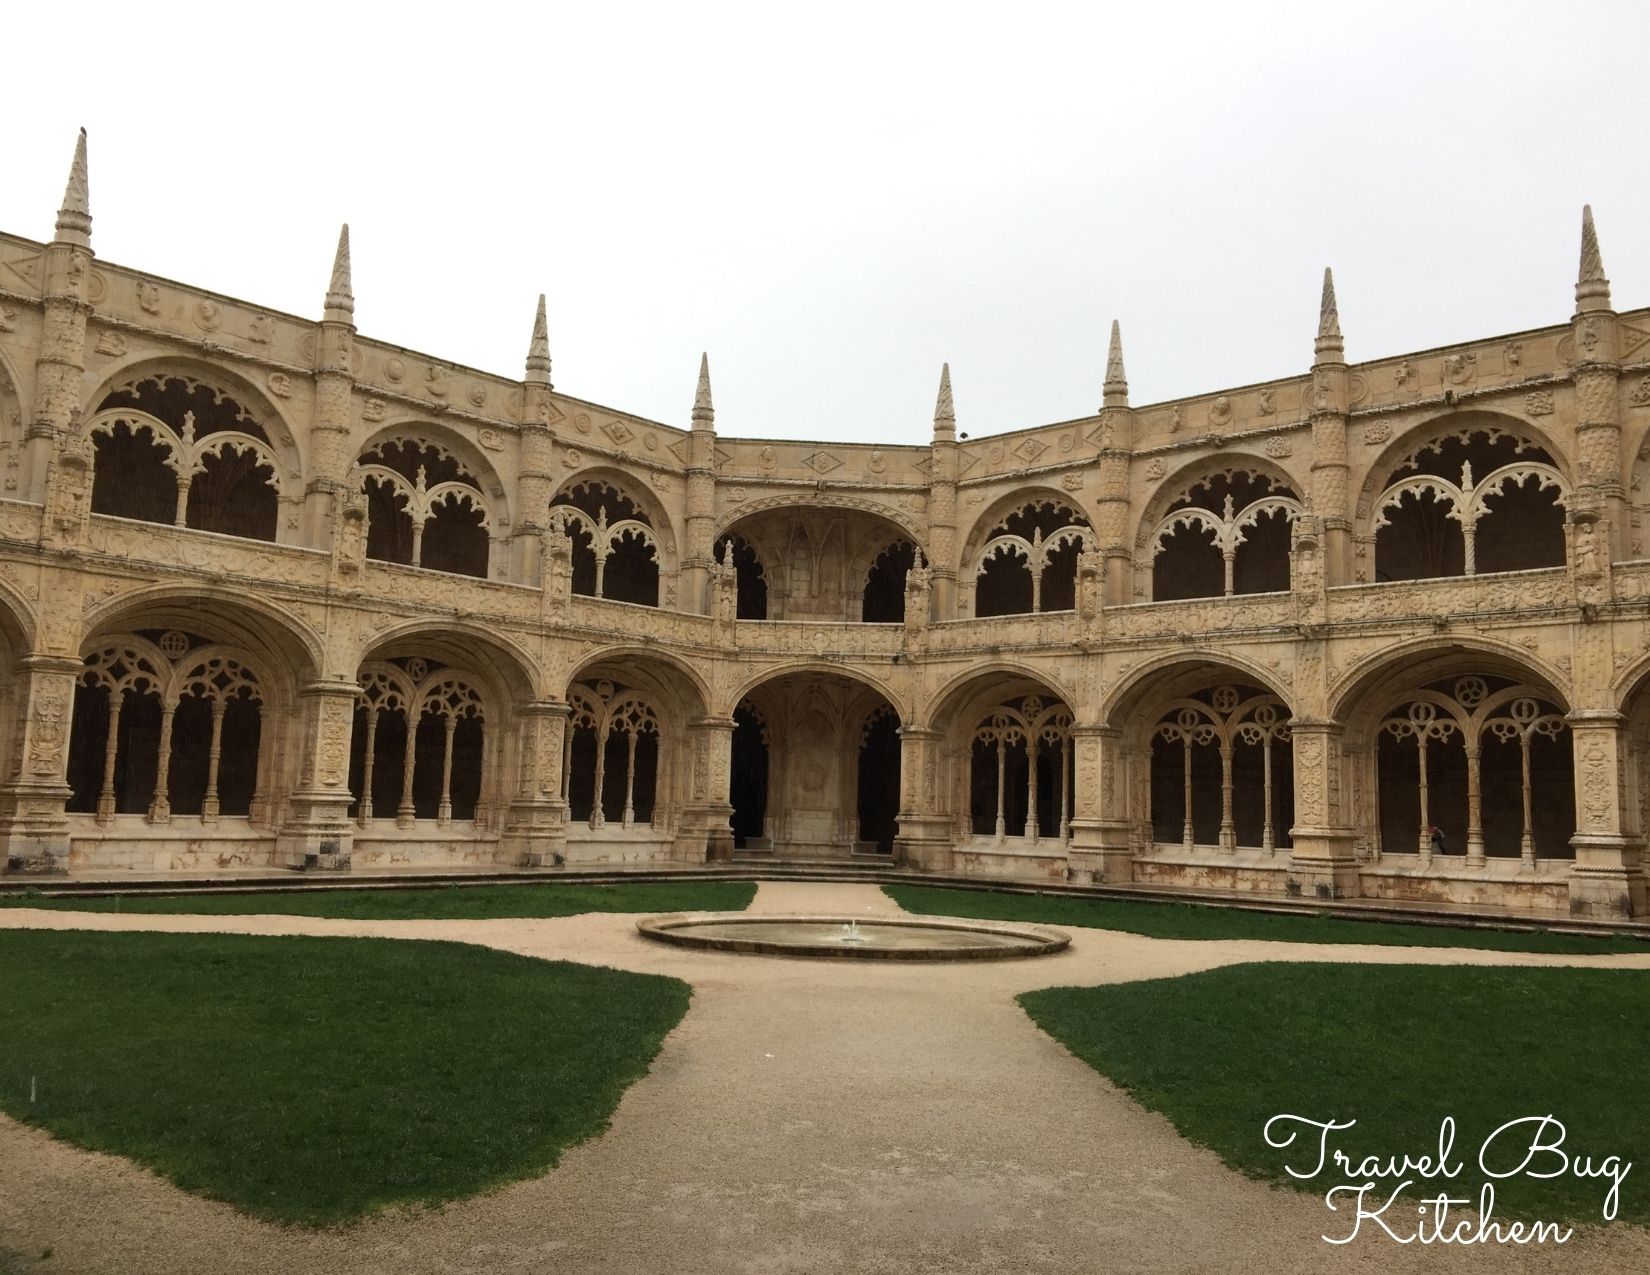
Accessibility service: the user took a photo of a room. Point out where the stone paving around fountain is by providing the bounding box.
[2,882,1648,1274]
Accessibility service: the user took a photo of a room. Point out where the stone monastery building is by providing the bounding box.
[1,131,1647,920]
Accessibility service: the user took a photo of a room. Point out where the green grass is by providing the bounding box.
[1021,964,1650,1228]
[884,884,1650,954]
[0,879,755,920]
[0,930,691,1226]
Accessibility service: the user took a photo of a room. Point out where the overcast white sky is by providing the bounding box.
[4,2,1648,444]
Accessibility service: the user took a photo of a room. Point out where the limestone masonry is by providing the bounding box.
[1,130,1646,918]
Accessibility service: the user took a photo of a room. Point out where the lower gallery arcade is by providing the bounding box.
[4,581,1635,923]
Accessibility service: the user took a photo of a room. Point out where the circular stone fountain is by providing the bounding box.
[635,912,1070,961]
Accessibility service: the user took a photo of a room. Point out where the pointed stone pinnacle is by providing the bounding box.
[692,352,714,425]
[1576,204,1612,313]
[1102,319,1128,409]
[54,128,92,248]
[1314,267,1344,361]
[525,294,551,384]
[933,363,955,438]
[323,224,353,322]
[1318,268,1340,338]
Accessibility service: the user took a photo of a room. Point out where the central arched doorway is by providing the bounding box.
[731,671,901,859]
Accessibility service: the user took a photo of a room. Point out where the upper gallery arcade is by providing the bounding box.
[0,130,1646,920]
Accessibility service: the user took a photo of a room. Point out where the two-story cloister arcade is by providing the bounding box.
[5,153,1646,918]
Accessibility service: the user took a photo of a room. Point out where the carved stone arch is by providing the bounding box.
[715,494,927,555]
[723,660,905,722]
[357,660,416,713]
[1100,653,1295,734]
[163,643,267,708]
[959,486,1094,568]
[83,362,299,542]
[78,632,170,682]
[1135,454,1303,551]
[356,420,509,522]
[412,669,488,722]
[554,465,679,564]
[80,585,324,697]
[962,489,1094,617]
[70,626,278,827]
[924,662,1080,737]
[1356,411,1572,582]
[356,619,539,708]
[0,574,39,656]
[85,356,303,476]
[1329,636,1572,734]
[1354,409,1571,536]
[1612,649,1650,712]
[565,648,711,724]
[86,405,285,493]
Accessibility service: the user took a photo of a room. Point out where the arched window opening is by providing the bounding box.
[1148,684,1292,852]
[1376,676,1572,865]
[87,420,176,524]
[552,481,660,607]
[348,658,487,827]
[1150,472,1300,602]
[349,667,411,824]
[862,541,914,623]
[730,704,769,846]
[969,695,1073,841]
[91,375,280,540]
[562,679,661,828]
[67,631,265,825]
[857,704,901,852]
[355,439,491,578]
[713,534,768,619]
[972,500,1092,617]
[1373,430,1566,581]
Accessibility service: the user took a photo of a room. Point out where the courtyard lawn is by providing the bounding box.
[1019,964,1650,1228]
[0,879,755,920]
[0,930,691,1226]
[884,884,1650,955]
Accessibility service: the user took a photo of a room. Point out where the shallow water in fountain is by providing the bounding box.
[685,920,1032,950]
[635,913,1070,960]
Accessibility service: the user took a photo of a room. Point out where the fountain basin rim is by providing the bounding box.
[635,911,1071,961]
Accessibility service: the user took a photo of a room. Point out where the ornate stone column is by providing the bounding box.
[275,679,360,870]
[680,714,735,862]
[894,725,953,872]
[503,699,570,866]
[0,654,81,873]
[1066,724,1133,883]
[1285,720,1360,899]
[1567,709,1645,917]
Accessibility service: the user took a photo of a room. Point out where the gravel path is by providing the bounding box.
[1,882,1646,1274]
